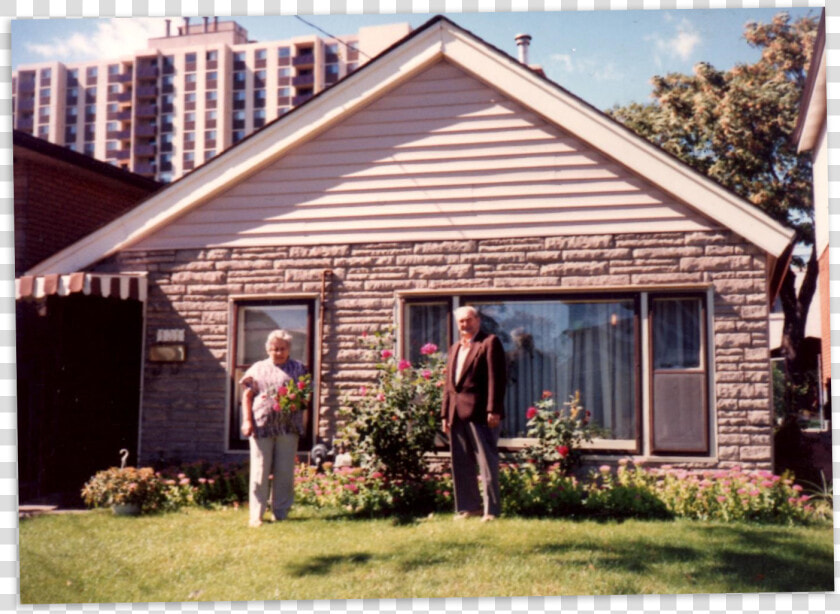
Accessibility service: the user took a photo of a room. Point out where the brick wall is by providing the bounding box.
[97,229,772,469]
[13,156,156,275]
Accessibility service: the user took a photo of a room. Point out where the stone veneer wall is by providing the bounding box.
[95,230,772,469]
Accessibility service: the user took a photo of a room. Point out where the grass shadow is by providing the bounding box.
[287,552,373,577]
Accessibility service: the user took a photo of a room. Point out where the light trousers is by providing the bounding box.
[248,433,299,524]
[450,417,501,517]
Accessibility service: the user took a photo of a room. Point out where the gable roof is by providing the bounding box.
[28,15,795,276]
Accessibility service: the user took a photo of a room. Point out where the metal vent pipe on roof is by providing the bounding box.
[165,19,171,37]
[515,33,532,65]
[183,17,190,35]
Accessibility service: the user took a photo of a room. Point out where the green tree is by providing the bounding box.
[609,12,819,413]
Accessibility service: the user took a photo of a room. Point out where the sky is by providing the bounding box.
[10,7,819,111]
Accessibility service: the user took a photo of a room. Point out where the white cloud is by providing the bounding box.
[549,52,621,83]
[25,18,164,62]
[648,18,702,63]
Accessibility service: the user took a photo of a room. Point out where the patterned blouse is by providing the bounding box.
[239,358,308,438]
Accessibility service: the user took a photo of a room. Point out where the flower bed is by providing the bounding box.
[291,460,829,526]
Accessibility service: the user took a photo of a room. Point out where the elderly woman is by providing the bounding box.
[240,329,309,527]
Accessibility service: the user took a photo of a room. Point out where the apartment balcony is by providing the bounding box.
[160,142,173,153]
[232,120,245,130]
[325,74,339,85]
[18,99,34,112]
[84,114,96,123]
[134,124,156,137]
[108,149,130,161]
[233,60,246,71]
[106,130,131,140]
[133,163,156,175]
[292,74,314,87]
[135,104,157,118]
[107,110,132,121]
[292,93,313,106]
[136,85,157,98]
[206,60,218,70]
[185,61,197,72]
[293,54,315,67]
[107,92,133,103]
[325,53,340,64]
[17,118,33,131]
[18,82,35,94]
[39,96,51,106]
[134,144,156,157]
[161,103,174,113]
[162,84,174,95]
[65,97,78,107]
[136,66,158,79]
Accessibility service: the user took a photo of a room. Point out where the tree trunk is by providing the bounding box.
[778,246,819,415]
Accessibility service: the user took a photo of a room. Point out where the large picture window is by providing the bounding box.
[229,300,315,451]
[404,295,639,447]
[402,291,709,456]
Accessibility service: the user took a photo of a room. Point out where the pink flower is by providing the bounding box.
[422,369,432,380]
[272,402,280,412]
[398,359,411,371]
[381,349,393,359]
[362,331,368,338]
[443,491,450,497]
[435,380,444,388]
[750,490,760,497]
[792,484,803,492]
[541,390,553,399]
[556,445,569,458]
[717,496,727,503]
[376,393,386,402]
[277,386,288,396]
[297,380,307,390]
[359,385,368,396]
[599,465,611,474]
[344,484,359,494]
[526,407,538,420]
[420,343,438,355]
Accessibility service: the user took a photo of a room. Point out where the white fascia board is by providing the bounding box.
[27,24,449,276]
[797,52,827,153]
[442,27,795,258]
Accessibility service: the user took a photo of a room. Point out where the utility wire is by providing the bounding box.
[294,15,371,60]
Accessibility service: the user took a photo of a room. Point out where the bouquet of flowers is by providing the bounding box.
[271,373,313,415]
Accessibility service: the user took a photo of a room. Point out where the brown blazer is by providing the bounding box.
[441,331,506,427]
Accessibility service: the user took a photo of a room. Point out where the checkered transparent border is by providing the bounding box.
[0,0,835,612]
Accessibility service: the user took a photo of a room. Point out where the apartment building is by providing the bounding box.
[12,18,410,182]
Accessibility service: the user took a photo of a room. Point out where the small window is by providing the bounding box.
[229,300,316,451]
[206,50,218,61]
[278,47,290,58]
[185,52,197,64]
[255,49,267,61]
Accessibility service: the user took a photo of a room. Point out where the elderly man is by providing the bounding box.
[441,305,507,521]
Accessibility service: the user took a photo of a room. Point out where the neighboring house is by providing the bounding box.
[13,130,162,276]
[14,131,161,504]
[25,16,795,472]
[793,9,830,426]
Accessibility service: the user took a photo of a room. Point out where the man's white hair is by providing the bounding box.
[453,305,479,319]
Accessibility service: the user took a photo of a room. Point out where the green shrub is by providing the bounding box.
[337,329,445,481]
[81,466,167,514]
[518,391,599,474]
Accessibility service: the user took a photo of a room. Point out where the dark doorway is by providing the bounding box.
[16,293,143,507]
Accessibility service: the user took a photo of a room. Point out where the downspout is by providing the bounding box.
[318,269,333,446]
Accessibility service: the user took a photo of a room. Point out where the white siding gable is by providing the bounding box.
[130,61,717,251]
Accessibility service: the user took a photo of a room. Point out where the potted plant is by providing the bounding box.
[81,466,165,515]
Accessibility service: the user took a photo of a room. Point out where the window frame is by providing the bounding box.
[399,287,712,457]
[647,292,711,456]
[227,298,318,453]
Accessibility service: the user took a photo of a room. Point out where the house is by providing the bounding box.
[13,130,162,276]
[14,132,161,503]
[793,9,830,428]
[22,16,795,471]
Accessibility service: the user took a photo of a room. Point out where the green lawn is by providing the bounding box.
[20,506,833,603]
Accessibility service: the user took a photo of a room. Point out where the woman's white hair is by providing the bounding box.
[453,305,479,319]
[265,329,293,348]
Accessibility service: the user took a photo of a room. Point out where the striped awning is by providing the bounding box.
[15,272,148,302]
